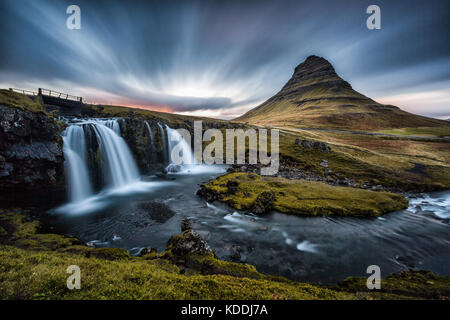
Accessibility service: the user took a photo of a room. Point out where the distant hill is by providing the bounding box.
[235,55,448,130]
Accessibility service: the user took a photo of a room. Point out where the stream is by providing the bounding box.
[48,118,450,284]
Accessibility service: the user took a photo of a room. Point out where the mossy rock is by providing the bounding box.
[199,172,409,217]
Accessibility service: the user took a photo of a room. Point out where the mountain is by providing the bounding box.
[235,55,448,130]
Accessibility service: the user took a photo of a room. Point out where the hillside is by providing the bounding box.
[235,56,449,131]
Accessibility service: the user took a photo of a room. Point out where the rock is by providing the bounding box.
[166,163,181,173]
[196,185,218,202]
[138,246,157,257]
[319,160,329,168]
[167,229,213,257]
[295,139,331,153]
[139,201,175,223]
[226,180,239,194]
[252,190,275,214]
[196,230,210,241]
[181,218,193,232]
[229,245,242,262]
[0,105,65,206]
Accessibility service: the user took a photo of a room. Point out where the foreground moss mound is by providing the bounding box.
[1,209,447,300]
[1,245,358,300]
[0,209,352,300]
[199,172,408,217]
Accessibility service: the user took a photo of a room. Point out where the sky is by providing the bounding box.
[0,0,449,120]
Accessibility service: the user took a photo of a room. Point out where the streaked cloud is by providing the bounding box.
[0,0,448,119]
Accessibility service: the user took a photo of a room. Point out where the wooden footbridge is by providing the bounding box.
[9,87,88,115]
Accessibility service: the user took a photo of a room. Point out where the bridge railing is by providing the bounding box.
[9,88,39,96]
[39,88,82,102]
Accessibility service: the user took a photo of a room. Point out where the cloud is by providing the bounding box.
[0,0,448,119]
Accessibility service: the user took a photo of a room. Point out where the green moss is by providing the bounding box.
[89,248,130,260]
[0,89,45,113]
[337,270,450,300]
[201,172,408,217]
[0,245,357,300]
[0,210,40,242]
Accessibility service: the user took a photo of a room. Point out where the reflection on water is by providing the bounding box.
[49,167,450,284]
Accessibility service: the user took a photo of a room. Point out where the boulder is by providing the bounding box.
[295,139,331,153]
[251,190,275,214]
[167,229,213,257]
[181,218,193,232]
[139,201,175,223]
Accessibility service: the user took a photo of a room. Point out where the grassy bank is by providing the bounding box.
[0,209,351,300]
[1,209,448,300]
[0,89,45,113]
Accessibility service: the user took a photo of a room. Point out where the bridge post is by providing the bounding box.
[38,88,42,95]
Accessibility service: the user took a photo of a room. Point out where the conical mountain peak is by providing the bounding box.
[235,55,447,130]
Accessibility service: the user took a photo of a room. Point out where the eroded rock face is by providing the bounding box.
[116,118,192,173]
[0,106,65,206]
[295,139,331,153]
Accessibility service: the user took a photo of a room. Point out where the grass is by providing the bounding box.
[337,270,450,300]
[0,245,359,300]
[200,172,408,217]
[89,104,232,129]
[276,128,450,191]
[0,89,45,113]
[0,209,353,300]
[375,127,450,137]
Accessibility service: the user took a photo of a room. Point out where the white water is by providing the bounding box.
[164,125,226,175]
[157,123,168,163]
[103,119,121,135]
[63,125,93,202]
[145,121,154,145]
[296,240,320,253]
[58,118,224,215]
[61,119,140,209]
[91,120,140,188]
[409,192,450,219]
[166,125,197,166]
[145,121,157,164]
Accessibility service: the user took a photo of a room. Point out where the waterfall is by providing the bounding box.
[165,125,197,166]
[157,123,169,164]
[62,119,140,204]
[90,120,140,188]
[63,125,93,202]
[145,121,157,165]
[103,119,121,135]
